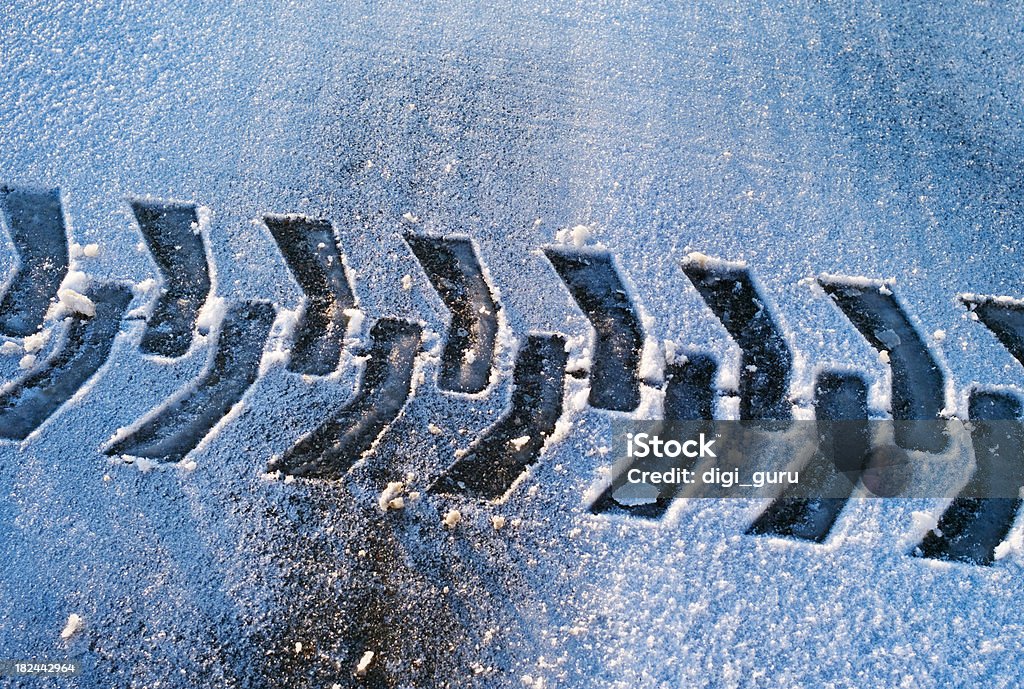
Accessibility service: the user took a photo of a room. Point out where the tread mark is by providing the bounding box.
[544,248,642,412]
[819,278,945,451]
[404,234,499,394]
[131,200,213,358]
[0,187,70,337]
[275,318,422,479]
[664,354,718,422]
[0,285,132,440]
[265,216,357,376]
[916,391,1024,565]
[746,372,870,542]
[107,301,276,462]
[962,295,1024,366]
[682,258,792,420]
[430,333,568,501]
[590,353,718,518]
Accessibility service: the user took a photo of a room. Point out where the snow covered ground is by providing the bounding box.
[1,1,1023,687]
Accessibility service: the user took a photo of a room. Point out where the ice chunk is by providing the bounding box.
[135,457,159,473]
[57,288,96,317]
[195,295,227,333]
[355,650,375,677]
[874,329,901,349]
[343,308,364,337]
[442,509,462,527]
[23,330,49,352]
[60,613,83,639]
[570,224,592,246]
[378,481,405,511]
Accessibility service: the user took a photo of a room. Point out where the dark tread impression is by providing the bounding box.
[0,187,70,337]
[131,200,213,358]
[404,234,499,394]
[431,333,568,501]
[0,284,132,440]
[590,353,718,518]
[916,391,1024,565]
[746,372,870,542]
[682,258,792,420]
[663,354,719,422]
[819,278,946,452]
[963,295,1024,366]
[265,215,358,376]
[107,301,276,463]
[275,318,422,479]
[544,247,642,412]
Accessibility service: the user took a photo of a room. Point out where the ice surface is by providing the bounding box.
[1,1,1023,687]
